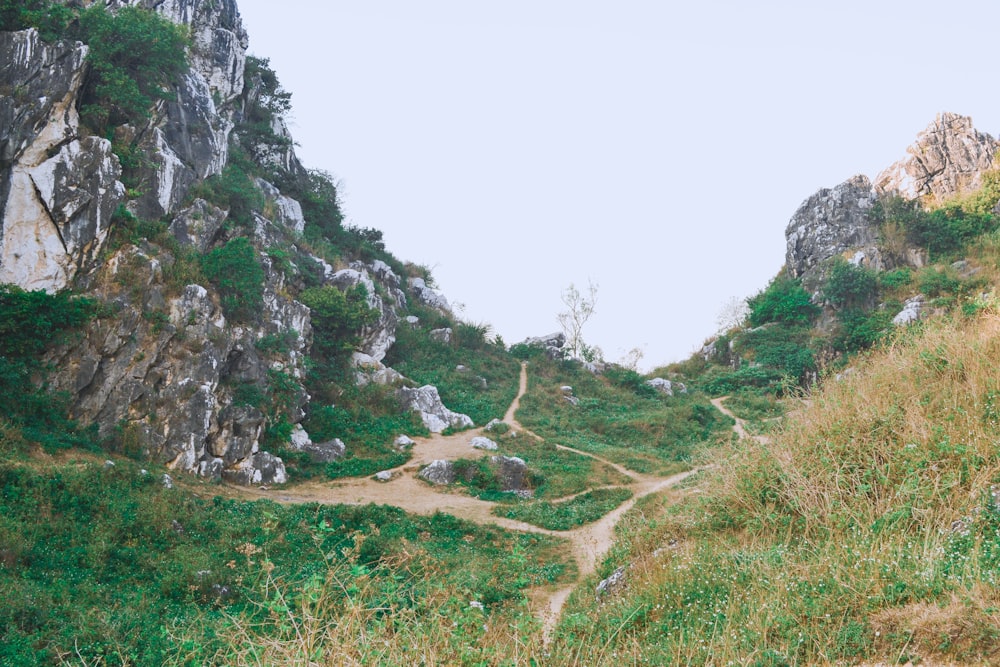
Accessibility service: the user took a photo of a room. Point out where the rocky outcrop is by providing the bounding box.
[418,459,456,485]
[409,277,451,314]
[488,455,530,494]
[785,175,881,290]
[875,113,999,203]
[521,331,566,359]
[892,295,925,326]
[330,261,406,363]
[397,385,474,433]
[0,29,125,291]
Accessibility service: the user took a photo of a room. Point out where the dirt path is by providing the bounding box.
[232,362,701,644]
[712,396,770,444]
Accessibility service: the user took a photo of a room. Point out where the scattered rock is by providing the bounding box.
[471,436,498,451]
[418,460,456,485]
[560,386,574,394]
[394,435,416,450]
[596,566,627,599]
[104,460,116,469]
[564,395,580,407]
[161,473,174,490]
[892,295,925,326]
[171,520,185,535]
[374,470,394,482]
[469,601,485,610]
[520,332,565,359]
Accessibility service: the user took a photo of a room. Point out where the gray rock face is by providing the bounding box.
[330,265,400,362]
[168,199,227,253]
[875,113,999,203]
[785,174,881,290]
[256,178,305,234]
[397,385,474,433]
[418,459,456,485]
[0,30,125,291]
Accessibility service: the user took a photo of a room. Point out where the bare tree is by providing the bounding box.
[557,280,598,360]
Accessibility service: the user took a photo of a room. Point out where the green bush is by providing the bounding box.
[299,284,378,377]
[76,6,189,131]
[832,308,894,353]
[747,273,819,327]
[201,238,264,322]
[0,0,74,40]
[878,267,912,289]
[188,147,264,228]
[918,266,962,297]
[736,324,816,383]
[823,258,878,309]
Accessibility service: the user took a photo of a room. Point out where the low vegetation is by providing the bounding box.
[493,488,634,531]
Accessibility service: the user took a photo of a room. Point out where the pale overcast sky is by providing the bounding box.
[236,1,1000,370]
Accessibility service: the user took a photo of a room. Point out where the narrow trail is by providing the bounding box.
[711,396,771,444]
[231,362,707,644]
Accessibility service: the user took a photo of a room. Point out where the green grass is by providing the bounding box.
[515,357,731,474]
[0,454,574,666]
[493,487,633,531]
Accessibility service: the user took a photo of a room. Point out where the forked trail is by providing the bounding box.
[237,363,714,643]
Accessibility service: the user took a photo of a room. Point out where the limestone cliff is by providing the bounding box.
[0,0,470,484]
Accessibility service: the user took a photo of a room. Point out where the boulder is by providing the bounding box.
[785,174,881,291]
[418,460,456,485]
[646,378,674,396]
[470,436,498,451]
[397,385,474,433]
[488,455,529,493]
[394,435,416,450]
[374,470,394,482]
[222,451,287,486]
[892,295,925,326]
[875,113,1000,203]
[430,328,453,343]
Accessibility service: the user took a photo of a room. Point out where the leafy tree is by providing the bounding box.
[746,273,819,327]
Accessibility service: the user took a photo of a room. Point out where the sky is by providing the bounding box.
[235,1,1000,371]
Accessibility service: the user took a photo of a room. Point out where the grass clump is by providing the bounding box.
[493,488,633,531]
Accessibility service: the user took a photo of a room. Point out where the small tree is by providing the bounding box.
[715,296,749,333]
[557,280,598,360]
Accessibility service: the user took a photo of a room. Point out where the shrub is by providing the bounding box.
[878,267,912,290]
[201,238,264,322]
[822,258,878,309]
[747,273,819,327]
[917,266,961,297]
[299,285,378,375]
[832,308,894,353]
[76,5,189,131]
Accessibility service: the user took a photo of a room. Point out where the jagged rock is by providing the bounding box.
[290,435,345,464]
[256,178,305,233]
[488,455,529,493]
[646,378,674,396]
[785,174,881,290]
[352,353,406,387]
[471,436,498,451]
[168,199,227,253]
[289,424,312,449]
[418,459,456,485]
[430,328,452,343]
[596,566,627,599]
[409,277,451,314]
[397,385,474,433]
[0,30,125,291]
[875,113,1000,203]
[222,451,287,486]
[893,295,925,326]
[330,266,398,362]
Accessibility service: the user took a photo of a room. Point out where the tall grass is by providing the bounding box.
[546,306,1000,665]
